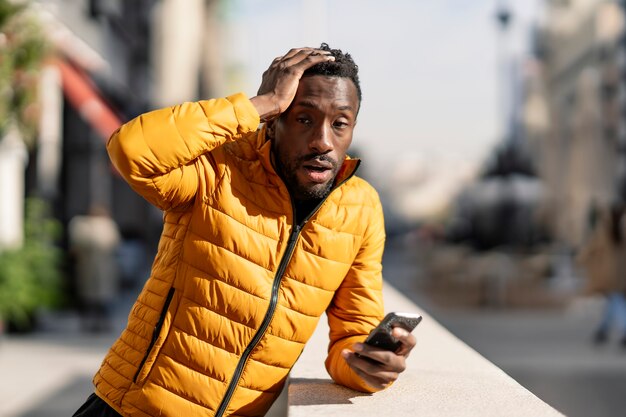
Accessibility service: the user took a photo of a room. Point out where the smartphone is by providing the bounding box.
[364,312,422,351]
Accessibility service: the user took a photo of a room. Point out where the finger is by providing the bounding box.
[271,48,316,65]
[282,47,313,60]
[348,346,405,373]
[353,343,407,373]
[284,50,335,74]
[272,47,333,66]
[276,48,333,71]
[308,48,334,56]
[391,327,417,356]
[342,350,400,389]
[351,366,397,390]
[284,47,332,59]
[344,350,392,379]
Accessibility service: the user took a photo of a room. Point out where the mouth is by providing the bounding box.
[301,160,334,183]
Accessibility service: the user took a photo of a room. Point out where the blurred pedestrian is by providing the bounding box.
[577,201,626,346]
[68,205,121,332]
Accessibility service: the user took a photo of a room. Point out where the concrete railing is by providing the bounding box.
[283,283,563,417]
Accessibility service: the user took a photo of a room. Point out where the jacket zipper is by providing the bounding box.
[215,220,301,417]
[133,287,176,383]
[215,163,359,416]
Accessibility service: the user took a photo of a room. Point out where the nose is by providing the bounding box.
[309,122,333,154]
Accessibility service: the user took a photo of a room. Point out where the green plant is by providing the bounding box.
[0,0,49,147]
[0,198,64,330]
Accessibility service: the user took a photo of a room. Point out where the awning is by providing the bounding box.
[53,58,122,141]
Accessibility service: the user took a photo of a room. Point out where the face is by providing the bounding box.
[269,75,359,201]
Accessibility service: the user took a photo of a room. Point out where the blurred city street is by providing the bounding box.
[3,1,626,417]
[1,239,625,417]
[383,237,626,417]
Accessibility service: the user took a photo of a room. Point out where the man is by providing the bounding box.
[74,44,416,417]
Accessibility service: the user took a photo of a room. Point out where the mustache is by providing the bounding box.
[298,153,337,166]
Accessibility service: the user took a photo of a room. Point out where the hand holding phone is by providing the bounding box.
[342,312,421,390]
[364,312,422,352]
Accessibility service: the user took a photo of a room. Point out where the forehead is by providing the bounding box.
[292,75,359,111]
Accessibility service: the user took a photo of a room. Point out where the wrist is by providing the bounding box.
[250,95,281,123]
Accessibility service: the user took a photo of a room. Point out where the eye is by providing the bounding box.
[333,120,350,129]
[296,116,312,126]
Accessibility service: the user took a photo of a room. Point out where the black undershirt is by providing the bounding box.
[294,198,323,226]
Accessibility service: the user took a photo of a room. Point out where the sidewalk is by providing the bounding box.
[0,291,133,417]
[0,332,115,417]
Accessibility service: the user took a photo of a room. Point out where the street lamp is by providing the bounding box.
[495,0,514,141]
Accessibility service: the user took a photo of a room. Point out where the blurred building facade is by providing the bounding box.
[27,0,226,298]
[524,0,626,247]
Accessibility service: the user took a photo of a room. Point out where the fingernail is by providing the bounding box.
[353,343,363,352]
[394,328,409,337]
[341,349,350,359]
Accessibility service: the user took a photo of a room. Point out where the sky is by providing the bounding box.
[222,0,542,217]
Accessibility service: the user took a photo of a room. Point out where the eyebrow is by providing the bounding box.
[296,100,356,113]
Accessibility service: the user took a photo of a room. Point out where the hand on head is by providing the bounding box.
[251,48,335,122]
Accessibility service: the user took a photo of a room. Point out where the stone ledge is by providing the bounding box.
[286,283,563,417]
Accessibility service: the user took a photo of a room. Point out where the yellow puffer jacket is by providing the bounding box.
[95,93,385,417]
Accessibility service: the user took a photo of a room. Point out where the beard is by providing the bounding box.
[273,145,340,201]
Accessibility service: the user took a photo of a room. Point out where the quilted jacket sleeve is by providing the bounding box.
[106,92,260,210]
[324,192,386,393]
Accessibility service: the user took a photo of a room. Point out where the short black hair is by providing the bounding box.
[303,43,362,104]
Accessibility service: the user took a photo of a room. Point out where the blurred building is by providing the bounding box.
[443,2,548,252]
[524,0,626,247]
[27,0,226,295]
